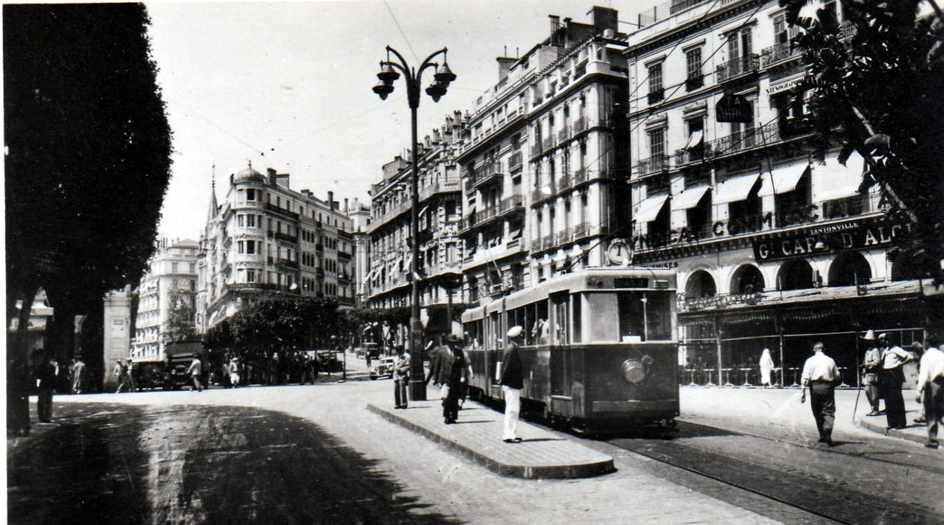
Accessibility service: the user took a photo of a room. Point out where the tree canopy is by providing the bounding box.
[782,0,944,279]
[5,3,173,430]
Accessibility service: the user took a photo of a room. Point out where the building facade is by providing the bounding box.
[348,198,372,306]
[366,114,465,337]
[623,0,924,385]
[104,286,133,386]
[457,6,629,307]
[131,239,200,361]
[197,165,357,332]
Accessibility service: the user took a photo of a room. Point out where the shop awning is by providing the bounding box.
[685,130,704,150]
[715,172,760,204]
[634,194,670,223]
[671,185,711,211]
[760,163,809,196]
[813,152,866,202]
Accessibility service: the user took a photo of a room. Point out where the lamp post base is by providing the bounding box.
[408,379,427,401]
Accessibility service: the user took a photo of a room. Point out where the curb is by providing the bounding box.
[366,403,615,480]
[854,416,931,446]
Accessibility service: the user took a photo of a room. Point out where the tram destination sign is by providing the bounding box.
[752,218,911,262]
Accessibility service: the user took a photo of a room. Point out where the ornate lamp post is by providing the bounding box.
[373,46,456,401]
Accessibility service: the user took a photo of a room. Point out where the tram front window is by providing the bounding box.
[617,292,671,342]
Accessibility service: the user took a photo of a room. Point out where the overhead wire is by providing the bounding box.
[383,0,420,63]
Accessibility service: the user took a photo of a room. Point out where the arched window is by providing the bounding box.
[828,251,872,286]
[777,259,814,291]
[685,270,717,298]
[730,264,765,294]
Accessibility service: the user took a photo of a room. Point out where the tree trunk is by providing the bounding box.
[7,285,38,437]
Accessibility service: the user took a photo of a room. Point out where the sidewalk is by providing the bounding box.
[366,399,614,479]
[679,385,933,446]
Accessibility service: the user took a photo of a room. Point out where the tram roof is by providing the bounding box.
[461,266,677,322]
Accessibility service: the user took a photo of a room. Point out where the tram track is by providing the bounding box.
[607,424,942,525]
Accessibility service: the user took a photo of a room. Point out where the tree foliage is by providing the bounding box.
[782,0,944,277]
[5,4,172,430]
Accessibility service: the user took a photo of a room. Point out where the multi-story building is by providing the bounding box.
[366,115,465,337]
[348,198,372,306]
[131,239,200,360]
[197,165,357,332]
[624,0,923,385]
[457,6,628,306]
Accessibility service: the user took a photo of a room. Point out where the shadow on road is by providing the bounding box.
[8,403,462,525]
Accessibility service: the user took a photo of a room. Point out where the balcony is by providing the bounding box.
[573,167,588,184]
[277,258,299,269]
[338,272,352,283]
[573,117,587,134]
[636,154,670,176]
[472,162,502,188]
[530,143,543,159]
[573,222,589,240]
[508,150,523,172]
[498,193,524,215]
[685,75,704,92]
[337,249,352,259]
[555,228,573,246]
[542,135,556,153]
[418,177,461,201]
[557,173,573,192]
[558,126,571,144]
[716,54,760,84]
[541,234,554,251]
[760,43,802,69]
[273,231,297,244]
[266,203,300,221]
[647,88,664,105]
[531,187,554,206]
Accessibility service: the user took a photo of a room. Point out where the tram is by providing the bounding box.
[461,267,679,434]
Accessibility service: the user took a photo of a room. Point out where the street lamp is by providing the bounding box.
[640,295,649,342]
[374,46,456,401]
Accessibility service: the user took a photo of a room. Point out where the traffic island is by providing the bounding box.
[366,399,615,479]
[855,414,933,446]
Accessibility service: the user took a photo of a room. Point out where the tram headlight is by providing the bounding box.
[621,359,646,384]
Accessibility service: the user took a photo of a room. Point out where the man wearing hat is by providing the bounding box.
[428,334,472,424]
[501,326,525,443]
[878,333,912,429]
[861,330,883,416]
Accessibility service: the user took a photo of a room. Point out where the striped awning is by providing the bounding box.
[671,185,711,211]
[634,194,670,223]
[715,172,760,203]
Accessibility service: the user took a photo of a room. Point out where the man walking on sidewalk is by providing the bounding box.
[915,336,944,449]
[878,333,912,429]
[800,341,840,446]
[501,326,524,444]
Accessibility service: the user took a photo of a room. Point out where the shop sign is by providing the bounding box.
[752,219,912,262]
[767,74,805,96]
[715,92,753,123]
[632,213,774,251]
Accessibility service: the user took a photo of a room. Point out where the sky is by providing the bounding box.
[148,0,661,241]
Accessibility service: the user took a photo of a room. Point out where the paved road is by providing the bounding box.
[10,366,941,524]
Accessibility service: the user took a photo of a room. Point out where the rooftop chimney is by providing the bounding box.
[344,197,349,212]
[267,167,277,185]
[549,15,560,38]
[328,191,334,209]
[589,6,618,35]
[497,55,516,81]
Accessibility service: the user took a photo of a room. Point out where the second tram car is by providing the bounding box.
[461,268,679,433]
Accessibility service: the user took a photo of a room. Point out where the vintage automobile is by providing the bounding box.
[370,356,396,380]
[163,340,205,390]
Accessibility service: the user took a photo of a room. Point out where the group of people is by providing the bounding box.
[407,327,524,444]
[29,352,87,424]
[801,331,944,449]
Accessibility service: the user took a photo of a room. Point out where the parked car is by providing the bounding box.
[370,357,396,380]
[356,342,380,360]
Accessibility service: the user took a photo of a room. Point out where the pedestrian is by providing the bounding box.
[427,335,470,424]
[501,326,525,443]
[800,341,840,446]
[34,351,57,423]
[70,356,86,395]
[394,349,410,409]
[187,356,203,392]
[126,359,137,392]
[878,333,912,429]
[915,336,943,449]
[365,350,372,370]
[911,341,927,424]
[114,359,130,393]
[759,348,775,388]
[229,356,241,387]
[860,330,883,416]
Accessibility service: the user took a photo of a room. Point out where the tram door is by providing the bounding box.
[488,311,502,388]
[550,293,570,395]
